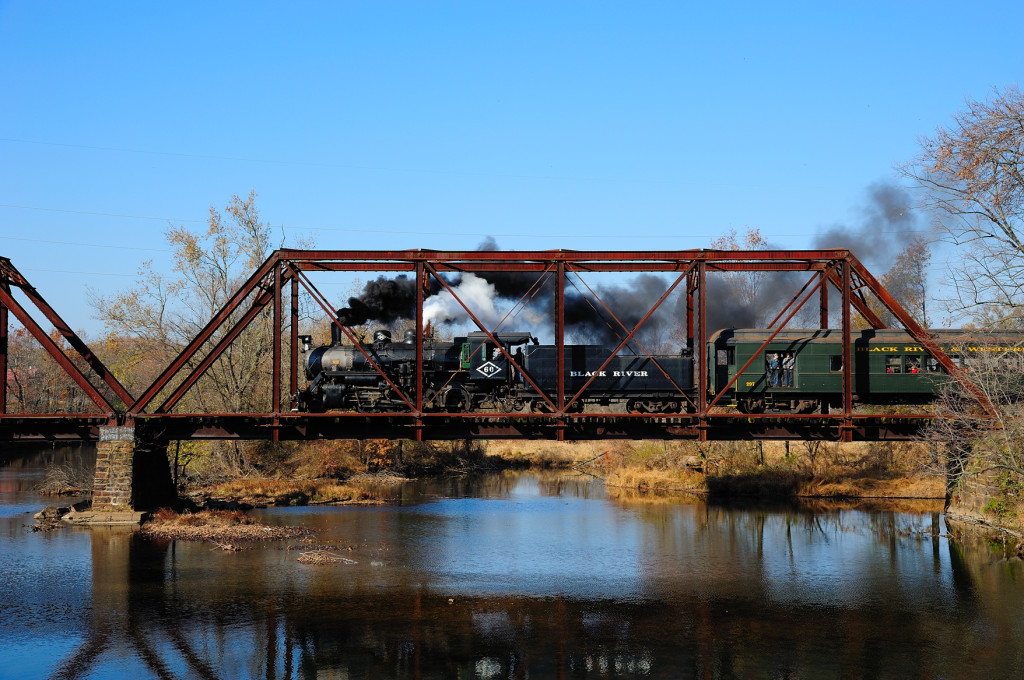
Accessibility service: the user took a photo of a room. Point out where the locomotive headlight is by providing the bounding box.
[299,335,313,353]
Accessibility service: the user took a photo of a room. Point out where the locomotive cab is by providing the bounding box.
[464,332,534,383]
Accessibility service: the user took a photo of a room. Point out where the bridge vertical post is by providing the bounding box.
[415,260,425,441]
[555,259,565,441]
[819,269,829,329]
[0,279,7,414]
[272,263,282,430]
[91,425,177,516]
[696,260,707,441]
[841,261,853,442]
[290,268,299,402]
[686,269,696,352]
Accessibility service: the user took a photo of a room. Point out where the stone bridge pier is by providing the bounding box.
[86,425,178,519]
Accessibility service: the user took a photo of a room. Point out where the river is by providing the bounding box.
[2,445,1023,679]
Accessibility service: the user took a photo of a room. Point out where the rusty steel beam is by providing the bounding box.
[290,259,834,274]
[563,264,695,413]
[841,261,854,441]
[272,264,283,442]
[826,268,885,329]
[847,254,998,417]
[819,270,829,329]
[275,248,853,263]
[708,266,834,410]
[415,261,426,439]
[0,257,134,407]
[697,260,708,435]
[150,266,296,414]
[0,285,117,413]
[273,264,282,416]
[423,261,557,413]
[0,248,968,443]
[765,269,827,329]
[292,267,419,412]
[554,261,565,437]
[131,252,283,413]
[0,278,7,414]
[290,275,299,403]
[0,411,940,443]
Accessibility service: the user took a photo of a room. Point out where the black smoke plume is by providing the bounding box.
[812,182,921,269]
[337,276,422,326]
[563,275,681,348]
[473,236,545,299]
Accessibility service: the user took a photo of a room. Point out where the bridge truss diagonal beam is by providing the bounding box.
[0,257,129,415]
[128,253,283,414]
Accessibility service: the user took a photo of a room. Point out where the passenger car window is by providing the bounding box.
[885,356,902,374]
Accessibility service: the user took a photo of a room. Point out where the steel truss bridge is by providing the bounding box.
[0,250,990,444]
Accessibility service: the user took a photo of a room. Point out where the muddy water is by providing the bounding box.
[2,446,1023,679]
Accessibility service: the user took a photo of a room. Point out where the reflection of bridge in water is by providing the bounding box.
[1,250,988,444]
[40,474,1023,679]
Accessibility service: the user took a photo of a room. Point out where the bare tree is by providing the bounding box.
[4,324,94,413]
[900,86,1024,323]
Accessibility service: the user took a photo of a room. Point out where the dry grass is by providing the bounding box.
[483,441,605,468]
[605,466,706,494]
[197,478,384,506]
[297,549,359,565]
[797,474,944,499]
[141,508,313,545]
[588,439,945,500]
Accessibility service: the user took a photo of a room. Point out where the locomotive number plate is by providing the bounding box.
[476,361,502,377]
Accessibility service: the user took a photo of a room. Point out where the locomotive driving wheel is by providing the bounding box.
[439,386,471,412]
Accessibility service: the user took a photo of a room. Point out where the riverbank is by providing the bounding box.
[483,439,947,500]
[167,439,946,510]
[188,472,409,508]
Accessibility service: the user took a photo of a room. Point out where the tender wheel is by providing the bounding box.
[738,398,765,414]
[796,399,820,414]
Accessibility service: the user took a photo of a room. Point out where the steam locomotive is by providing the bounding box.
[297,326,692,414]
[296,325,1024,414]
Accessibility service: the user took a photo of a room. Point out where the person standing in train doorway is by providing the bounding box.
[767,352,780,387]
[782,352,795,387]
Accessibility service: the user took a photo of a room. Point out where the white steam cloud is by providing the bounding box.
[423,274,504,328]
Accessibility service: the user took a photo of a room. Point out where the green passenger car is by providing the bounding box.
[708,328,1024,413]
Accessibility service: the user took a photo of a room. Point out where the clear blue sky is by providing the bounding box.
[1,1,1021,335]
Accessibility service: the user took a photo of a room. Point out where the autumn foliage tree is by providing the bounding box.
[92,190,278,413]
[900,86,1024,324]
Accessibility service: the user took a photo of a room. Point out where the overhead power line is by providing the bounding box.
[0,202,935,241]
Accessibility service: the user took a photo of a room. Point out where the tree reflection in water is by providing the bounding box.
[27,472,1024,679]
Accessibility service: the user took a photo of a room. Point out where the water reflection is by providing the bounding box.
[2,458,1023,679]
